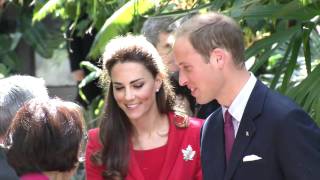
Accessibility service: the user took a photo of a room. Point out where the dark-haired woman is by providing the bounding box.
[85,35,203,180]
[5,98,84,180]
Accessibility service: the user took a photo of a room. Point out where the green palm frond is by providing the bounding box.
[88,0,155,58]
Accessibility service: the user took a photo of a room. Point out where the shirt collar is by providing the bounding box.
[222,72,257,122]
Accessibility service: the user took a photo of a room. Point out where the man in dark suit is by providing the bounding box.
[173,12,320,180]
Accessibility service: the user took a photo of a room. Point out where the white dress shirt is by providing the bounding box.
[222,73,257,137]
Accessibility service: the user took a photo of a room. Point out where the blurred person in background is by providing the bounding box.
[85,35,203,180]
[66,14,102,108]
[141,16,219,118]
[141,16,195,116]
[5,98,84,180]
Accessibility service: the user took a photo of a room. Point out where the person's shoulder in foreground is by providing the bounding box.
[0,148,18,180]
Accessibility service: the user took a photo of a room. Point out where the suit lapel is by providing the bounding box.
[212,112,227,179]
[224,80,267,180]
[223,118,256,180]
[201,109,226,180]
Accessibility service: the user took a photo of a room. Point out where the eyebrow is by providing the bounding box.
[113,78,144,85]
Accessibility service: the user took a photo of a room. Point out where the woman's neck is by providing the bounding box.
[129,101,164,135]
[131,111,169,150]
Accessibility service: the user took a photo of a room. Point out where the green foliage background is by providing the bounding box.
[1,0,319,127]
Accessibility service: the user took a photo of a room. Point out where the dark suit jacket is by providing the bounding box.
[200,80,320,180]
[0,147,18,180]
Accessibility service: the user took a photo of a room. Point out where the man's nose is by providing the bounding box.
[179,72,188,86]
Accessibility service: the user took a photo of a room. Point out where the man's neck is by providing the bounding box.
[218,70,250,107]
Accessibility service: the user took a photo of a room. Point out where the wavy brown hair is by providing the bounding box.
[5,98,84,176]
[94,35,175,179]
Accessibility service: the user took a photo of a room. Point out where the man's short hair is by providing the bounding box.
[175,12,245,67]
[141,16,178,46]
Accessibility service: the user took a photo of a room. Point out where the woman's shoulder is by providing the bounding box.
[168,112,204,130]
[189,116,204,128]
[167,112,203,152]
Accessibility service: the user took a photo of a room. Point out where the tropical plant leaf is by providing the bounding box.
[279,33,302,92]
[0,63,10,78]
[315,98,320,125]
[286,65,320,123]
[1,52,19,70]
[78,70,102,103]
[80,61,102,73]
[270,41,294,89]
[0,34,13,54]
[32,0,64,22]
[279,33,302,93]
[302,22,315,74]
[230,4,278,19]
[245,25,300,60]
[271,1,320,21]
[78,70,101,89]
[250,44,279,73]
[22,20,63,58]
[88,0,156,58]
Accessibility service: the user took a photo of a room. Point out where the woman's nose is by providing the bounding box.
[125,89,135,100]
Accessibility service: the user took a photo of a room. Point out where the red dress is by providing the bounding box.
[134,144,167,179]
[85,112,203,180]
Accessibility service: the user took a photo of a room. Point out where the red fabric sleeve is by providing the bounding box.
[85,128,104,180]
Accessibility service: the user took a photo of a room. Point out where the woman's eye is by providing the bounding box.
[114,87,123,91]
[133,83,143,89]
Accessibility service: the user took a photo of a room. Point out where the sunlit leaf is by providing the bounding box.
[88,0,156,58]
[280,33,302,93]
[32,0,64,22]
[80,61,102,73]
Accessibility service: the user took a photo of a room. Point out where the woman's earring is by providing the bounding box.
[156,89,159,92]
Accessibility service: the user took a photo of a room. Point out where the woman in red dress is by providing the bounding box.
[85,35,203,180]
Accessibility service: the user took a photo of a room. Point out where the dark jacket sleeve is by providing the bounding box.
[276,108,320,180]
[0,148,19,180]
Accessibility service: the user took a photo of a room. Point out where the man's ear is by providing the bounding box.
[209,48,225,68]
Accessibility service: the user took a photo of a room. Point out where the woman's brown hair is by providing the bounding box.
[95,35,175,179]
[5,98,84,176]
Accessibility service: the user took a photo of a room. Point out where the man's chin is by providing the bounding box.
[196,97,212,105]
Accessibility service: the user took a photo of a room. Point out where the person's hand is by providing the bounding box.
[72,69,85,82]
